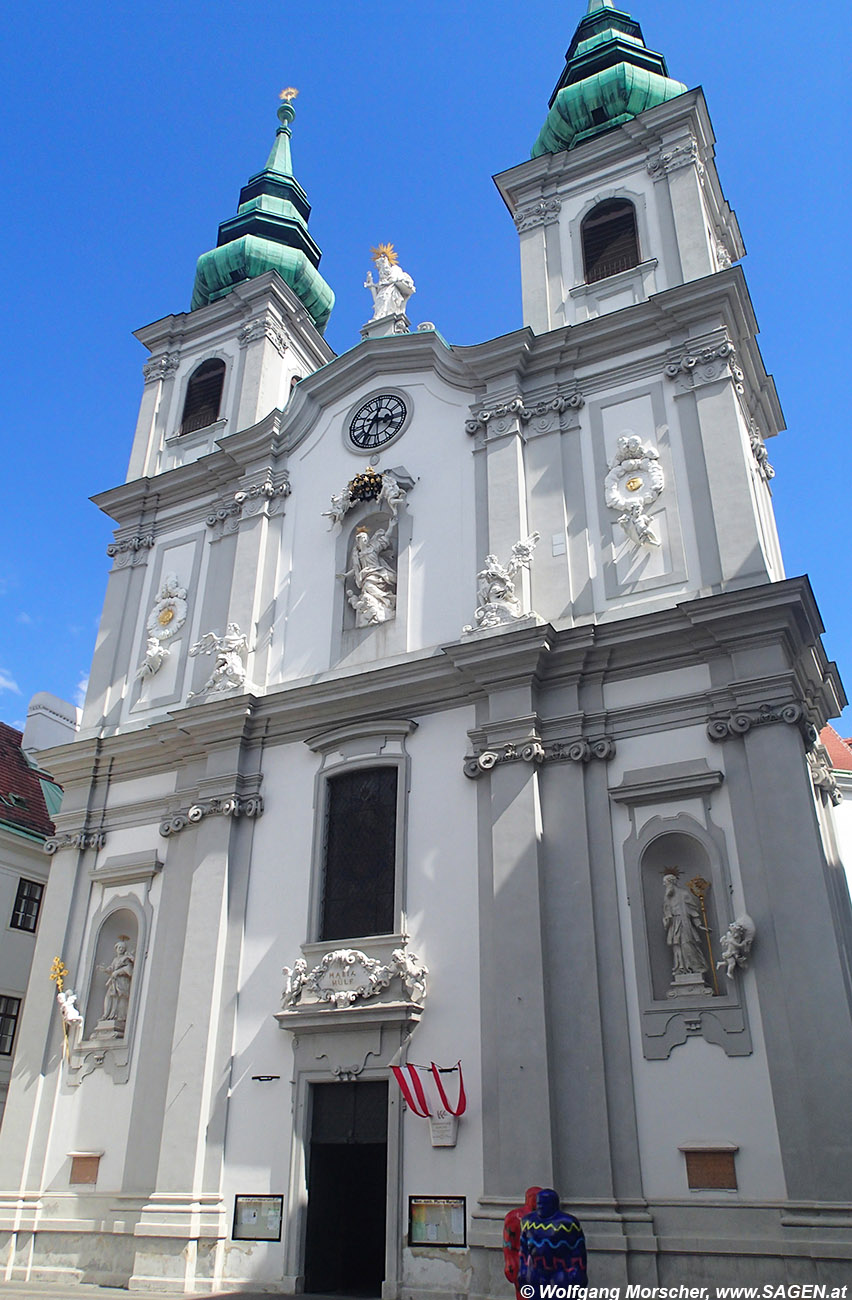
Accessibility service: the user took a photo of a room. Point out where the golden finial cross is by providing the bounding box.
[279,87,299,102]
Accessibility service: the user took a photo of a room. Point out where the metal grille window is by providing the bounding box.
[179,359,225,435]
[582,199,640,283]
[10,877,44,932]
[320,768,397,941]
[0,995,21,1055]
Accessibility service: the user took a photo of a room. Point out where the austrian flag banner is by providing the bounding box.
[390,1061,467,1117]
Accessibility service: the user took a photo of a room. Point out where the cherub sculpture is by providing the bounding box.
[282,958,308,1009]
[717,914,755,979]
[56,988,84,1027]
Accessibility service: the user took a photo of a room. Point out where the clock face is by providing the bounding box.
[348,393,408,450]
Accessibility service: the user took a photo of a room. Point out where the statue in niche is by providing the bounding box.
[340,520,398,627]
[364,243,415,321]
[464,533,540,632]
[187,623,248,698]
[517,1188,587,1291]
[717,914,756,979]
[97,937,135,1029]
[662,872,709,977]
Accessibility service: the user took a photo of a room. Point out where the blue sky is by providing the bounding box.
[1,0,849,731]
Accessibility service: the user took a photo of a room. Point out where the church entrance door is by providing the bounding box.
[304,1080,388,1295]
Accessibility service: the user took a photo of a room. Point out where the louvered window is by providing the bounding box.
[582,200,640,283]
[179,359,225,436]
[320,768,397,941]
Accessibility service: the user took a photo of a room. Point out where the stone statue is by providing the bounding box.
[662,873,708,976]
[503,1187,542,1299]
[188,623,248,698]
[391,948,428,1004]
[378,472,407,518]
[98,938,135,1026]
[717,914,756,979]
[340,522,398,626]
[517,1188,587,1291]
[364,244,415,321]
[465,533,540,632]
[281,958,308,1009]
[56,988,84,1027]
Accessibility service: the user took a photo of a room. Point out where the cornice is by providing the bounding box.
[134,271,335,371]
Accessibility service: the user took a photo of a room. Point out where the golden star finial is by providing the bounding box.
[279,87,299,102]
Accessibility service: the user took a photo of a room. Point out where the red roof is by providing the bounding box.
[820,725,852,773]
[0,722,56,840]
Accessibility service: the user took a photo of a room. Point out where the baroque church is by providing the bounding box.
[2,1,851,1292]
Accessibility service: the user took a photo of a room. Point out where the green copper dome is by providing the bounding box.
[531,0,686,157]
[191,98,334,333]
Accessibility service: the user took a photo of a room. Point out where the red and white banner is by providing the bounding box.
[390,1061,467,1117]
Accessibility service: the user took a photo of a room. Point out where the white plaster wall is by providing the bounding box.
[220,706,481,1284]
[0,832,49,1125]
[40,858,163,1193]
[608,721,787,1201]
[271,372,477,683]
[603,665,710,711]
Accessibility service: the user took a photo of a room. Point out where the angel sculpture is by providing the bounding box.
[136,635,169,680]
[464,533,541,632]
[717,915,756,979]
[187,623,248,699]
[282,958,308,1009]
[56,988,84,1027]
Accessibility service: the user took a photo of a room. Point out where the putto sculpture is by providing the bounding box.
[463,533,540,633]
[364,243,415,321]
[137,572,188,679]
[717,914,756,979]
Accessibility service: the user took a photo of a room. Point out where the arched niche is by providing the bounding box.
[640,830,726,1000]
[84,907,139,1039]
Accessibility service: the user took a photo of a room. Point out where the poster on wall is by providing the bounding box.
[232,1194,284,1241]
[408,1196,466,1247]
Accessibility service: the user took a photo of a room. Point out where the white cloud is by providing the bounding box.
[74,673,89,709]
[0,669,21,695]
[16,611,33,625]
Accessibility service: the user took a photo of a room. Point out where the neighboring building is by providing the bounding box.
[816,724,852,885]
[0,696,75,1127]
[2,2,852,1293]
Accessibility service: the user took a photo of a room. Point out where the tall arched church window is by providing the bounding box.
[319,767,397,941]
[582,200,640,283]
[179,359,225,435]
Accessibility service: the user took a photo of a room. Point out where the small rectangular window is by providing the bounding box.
[0,995,22,1055]
[320,767,397,941]
[10,877,44,932]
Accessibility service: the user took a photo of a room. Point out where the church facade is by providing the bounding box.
[2,2,851,1293]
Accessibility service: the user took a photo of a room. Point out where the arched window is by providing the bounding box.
[582,199,640,283]
[179,359,225,435]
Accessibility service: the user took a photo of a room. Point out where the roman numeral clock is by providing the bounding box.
[347,391,411,452]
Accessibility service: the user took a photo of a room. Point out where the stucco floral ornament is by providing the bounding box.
[604,433,665,547]
[136,573,188,679]
[146,573,188,641]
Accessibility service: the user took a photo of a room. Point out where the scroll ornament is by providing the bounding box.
[604,434,664,547]
[281,947,428,1011]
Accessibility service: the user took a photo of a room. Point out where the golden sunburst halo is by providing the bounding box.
[279,87,299,102]
[371,242,399,265]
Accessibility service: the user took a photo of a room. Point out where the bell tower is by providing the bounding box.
[496,0,743,331]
